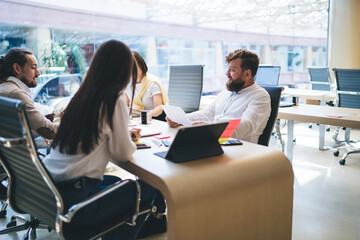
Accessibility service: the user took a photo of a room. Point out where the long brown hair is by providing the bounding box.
[52,40,134,154]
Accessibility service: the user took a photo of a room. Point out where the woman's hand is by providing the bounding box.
[130,128,141,142]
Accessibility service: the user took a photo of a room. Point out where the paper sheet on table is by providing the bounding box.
[161,105,193,126]
[327,113,356,118]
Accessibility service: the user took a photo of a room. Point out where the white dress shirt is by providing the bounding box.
[43,95,136,182]
[0,76,58,137]
[188,83,271,143]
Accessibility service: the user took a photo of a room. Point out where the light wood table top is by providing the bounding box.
[118,119,294,240]
[278,104,360,129]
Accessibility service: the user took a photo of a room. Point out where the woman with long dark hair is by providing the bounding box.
[43,40,166,239]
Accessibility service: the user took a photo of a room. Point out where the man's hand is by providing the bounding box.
[130,128,141,142]
[166,116,180,128]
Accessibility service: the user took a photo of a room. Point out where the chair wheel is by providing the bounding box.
[0,210,6,218]
[308,125,312,129]
[333,151,339,157]
[339,159,346,165]
[6,221,16,228]
[326,128,330,132]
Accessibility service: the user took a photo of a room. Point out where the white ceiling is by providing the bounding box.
[131,0,328,37]
[25,0,329,37]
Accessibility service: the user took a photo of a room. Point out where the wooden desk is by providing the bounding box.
[119,120,294,240]
[277,104,360,162]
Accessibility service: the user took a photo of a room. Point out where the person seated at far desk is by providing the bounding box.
[167,49,271,144]
[43,40,166,240]
[0,47,59,140]
[125,51,169,121]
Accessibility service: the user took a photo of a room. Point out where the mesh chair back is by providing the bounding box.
[168,65,203,113]
[0,96,61,230]
[258,86,282,146]
[308,67,331,91]
[333,69,360,109]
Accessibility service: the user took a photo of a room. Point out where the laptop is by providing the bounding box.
[255,66,295,107]
[154,121,229,163]
[255,66,281,87]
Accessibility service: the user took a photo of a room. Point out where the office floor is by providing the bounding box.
[0,122,359,240]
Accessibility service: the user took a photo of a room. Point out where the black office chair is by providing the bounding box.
[332,69,360,165]
[0,166,8,218]
[308,67,332,91]
[258,86,282,146]
[168,65,204,113]
[307,67,333,131]
[0,96,157,239]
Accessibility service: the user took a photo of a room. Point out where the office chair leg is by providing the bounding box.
[339,150,360,165]
[275,119,285,152]
[7,214,28,227]
[0,202,7,218]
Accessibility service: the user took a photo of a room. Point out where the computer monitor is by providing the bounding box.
[255,66,281,86]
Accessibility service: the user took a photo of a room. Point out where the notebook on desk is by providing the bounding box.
[154,121,229,163]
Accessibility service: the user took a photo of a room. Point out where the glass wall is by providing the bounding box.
[0,0,328,94]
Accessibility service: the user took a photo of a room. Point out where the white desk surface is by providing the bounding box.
[119,119,294,240]
[277,104,360,161]
[278,104,360,129]
[281,88,336,102]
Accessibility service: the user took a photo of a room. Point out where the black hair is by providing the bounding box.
[51,40,134,154]
[0,48,33,82]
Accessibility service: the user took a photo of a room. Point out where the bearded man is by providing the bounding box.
[0,48,58,139]
[166,49,270,143]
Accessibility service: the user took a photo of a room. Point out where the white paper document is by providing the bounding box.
[161,105,193,126]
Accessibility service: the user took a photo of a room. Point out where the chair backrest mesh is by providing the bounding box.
[308,67,331,91]
[333,69,360,109]
[0,96,58,229]
[168,65,203,113]
[258,86,282,146]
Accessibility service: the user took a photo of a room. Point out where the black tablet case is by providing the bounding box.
[154,122,229,163]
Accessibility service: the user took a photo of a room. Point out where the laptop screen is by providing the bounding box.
[255,66,281,86]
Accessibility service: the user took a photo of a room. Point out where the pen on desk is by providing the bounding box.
[151,139,162,147]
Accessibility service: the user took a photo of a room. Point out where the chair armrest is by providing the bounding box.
[58,179,140,225]
[0,137,26,148]
[37,151,47,158]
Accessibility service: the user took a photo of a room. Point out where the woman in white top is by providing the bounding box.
[125,51,169,121]
[43,40,166,240]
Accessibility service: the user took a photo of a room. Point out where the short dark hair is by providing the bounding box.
[225,49,259,77]
[0,47,33,81]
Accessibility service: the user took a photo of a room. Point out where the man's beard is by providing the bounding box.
[21,77,37,88]
[226,78,245,92]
